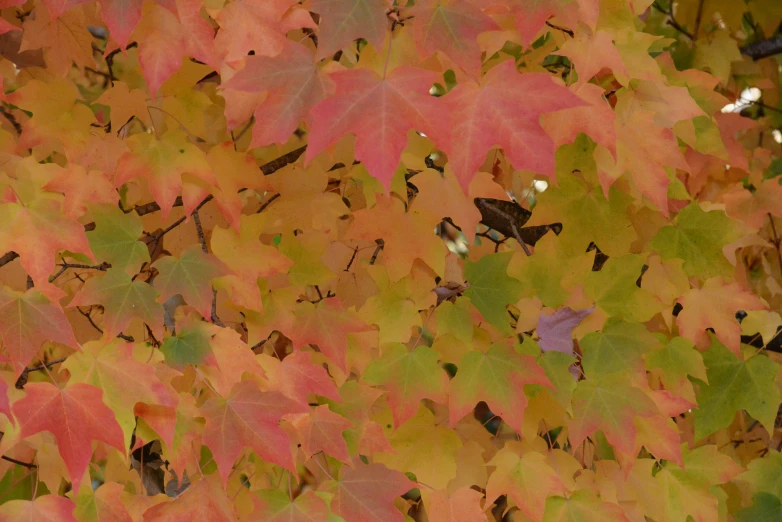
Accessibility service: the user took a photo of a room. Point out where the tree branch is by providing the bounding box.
[0,146,308,271]
[741,35,782,61]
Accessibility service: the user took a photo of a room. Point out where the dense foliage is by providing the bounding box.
[0,0,780,520]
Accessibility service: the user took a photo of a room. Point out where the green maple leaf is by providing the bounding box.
[739,451,782,501]
[580,319,660,380]
[568,376,658,457]
[160,319,213,366]
[737,493,782,522]
[86,203,149,274]
[584,254,663,322]
[363,344,449,428]
[644,336,707,402]
[153,245,229,320]
[651,202,744,279]
[448,342,551,433]
[464,252,522,335]
[694,336,781,440]
[70,268,164,339]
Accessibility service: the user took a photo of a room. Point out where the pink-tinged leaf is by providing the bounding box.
[0,495,77,522]
[409,0,498,78]
[310,0,389,59]
[306,66,446,192]
[134,3,186,95]
[485,448,568,521]
[567,377,659,457]
[153,245,229,321]
[0,17,20,33]
[448,342,552,433]
[142,475,237,521]
[676,278,767,354]
[41,0,91,19]
[43,165,118,220]
[425,487,488,522]
[291,404,352,463]
[0,200,94,294]
[363,344,449,427]
[444,61,586,191]
[0,377,12,425]
[289,298,372,371]
[540,83,617,159]
[12,383,125,495]
[98,0,143,49]
[537,306,593,355]
[0,286,79,377]
[200,380,308,486]
[328,462,415,522]
[223,40,332,149]
[265,351,341,406]
[114,130,216,220]
[69,268,164,340]
[213,0,302,66]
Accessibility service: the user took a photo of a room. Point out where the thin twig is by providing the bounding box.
[1,456,37,469]
[192,209,224,327]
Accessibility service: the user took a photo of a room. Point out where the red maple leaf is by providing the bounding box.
[12,383,125,494]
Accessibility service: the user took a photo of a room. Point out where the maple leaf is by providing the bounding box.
[20,5,94,77]
[0,495,78,522]
[12,382,125,494]
[736,493,782,522]
[43,165,117,220]
[644,337,707,404]
[310,0,389,59]
[325,462,415,522]
[200,380,307,485]
[74,481,133,522]
[362,343,449,427]
[0,198,94,293]
[86,203,149,274]
[222,40,332,149]
[579,319,660,381]
[464,251,521,335]
[652,203,745,279]
[97,0,143,49]
[142,475,237,521]
[153,245,229,321]
[63,339,177,446]
[260,351,341,406]
[290,404,352,463]
[0,286,79,376]
[537,306,592,355]
[567,376,659,457]
[95,82,149,132]
[693,336,780,440]
[346,196,446,282]
[443,60,586,191]
[408,0,498,78]
[69,268,164,340]
[306,66,446,191]
[676,278,767,353]
[160,317,213,366]
[448,342,552,433]
[252,489,331,522]
[115,130,217,220]
[213,0,311,66]
[425,487,488,522]
[289,298,371,371]
[543,489,631,522]
[205,143,273,232]
[485,446,568,521]
[376,406,461,490]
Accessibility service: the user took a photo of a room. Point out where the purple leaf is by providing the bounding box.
[537,307,593,355]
